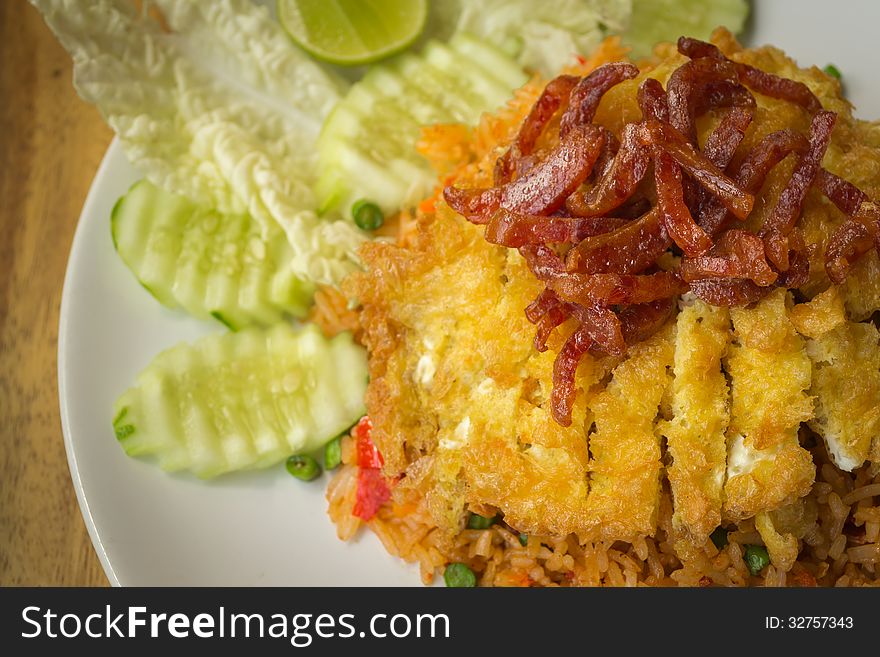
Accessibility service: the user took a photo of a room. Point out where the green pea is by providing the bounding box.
[744,544,770,576]
[710,526,729,549]
[467,512,497,530]
[285,454,321,481]
[518,533,529,547]
[443,562,476,588]
[823,64,842,80]
[352,199,384,231]
[324,436,342,470]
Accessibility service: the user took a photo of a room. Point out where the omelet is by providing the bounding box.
[349,29,880,552]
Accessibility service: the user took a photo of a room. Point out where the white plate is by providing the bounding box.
[58,0,880,586]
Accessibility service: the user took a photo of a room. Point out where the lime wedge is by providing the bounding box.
[277,0,428,66]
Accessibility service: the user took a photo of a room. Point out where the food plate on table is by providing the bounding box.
[53,0,880,586]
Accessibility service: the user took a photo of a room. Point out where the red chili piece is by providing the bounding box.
[352,417,391,521]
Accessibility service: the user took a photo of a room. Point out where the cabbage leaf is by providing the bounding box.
[32,0,366,285]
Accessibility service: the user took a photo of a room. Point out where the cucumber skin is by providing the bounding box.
[210,311,237,331]
[110,189,176,308]
[113,324,368,479]
[111,180,315,330]
[112,407,135,440]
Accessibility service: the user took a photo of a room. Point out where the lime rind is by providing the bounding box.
[277,0,429,66]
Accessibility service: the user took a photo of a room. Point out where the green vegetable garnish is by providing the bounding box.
[710,526,729,549]
[444,563,477,588]
[744,544,770,576]
[467,513,497,530]
[518,533,529,547]
[324,436,343,470]
[823,64,842,80]
[352,200,384,231]
[286,454,321,481]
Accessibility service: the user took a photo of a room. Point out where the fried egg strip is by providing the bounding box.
[584,324,674,540]
[661,298,731,544]
[723,289,815,520]
[790,287,880,471]
[806,321,880,471]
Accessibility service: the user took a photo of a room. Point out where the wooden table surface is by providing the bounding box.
[1,1,112,586]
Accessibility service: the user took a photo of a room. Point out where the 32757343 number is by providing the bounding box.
[765,616,854,629]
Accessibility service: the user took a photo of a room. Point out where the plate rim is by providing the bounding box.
[58,137,124,587]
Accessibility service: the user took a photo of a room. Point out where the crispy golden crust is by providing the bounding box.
[789,287,846,338]
[661,299,731,545]
[723,290,815,520]
[806,321,880,471]
[584,324,674,541]
[786,286,880,472]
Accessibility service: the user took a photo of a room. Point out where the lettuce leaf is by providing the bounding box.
[33,0,366,285]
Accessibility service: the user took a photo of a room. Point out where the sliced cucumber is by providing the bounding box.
[111,180,315,329]
[315,33,528,216]
[112,324,368,479]
[447,33,530,91]
[623,0,749,60]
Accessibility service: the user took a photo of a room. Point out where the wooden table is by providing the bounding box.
[0,1,111,586]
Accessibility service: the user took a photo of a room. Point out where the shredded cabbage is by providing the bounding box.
[32,0,365,285]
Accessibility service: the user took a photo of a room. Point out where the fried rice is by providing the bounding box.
[318,31,880,587]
